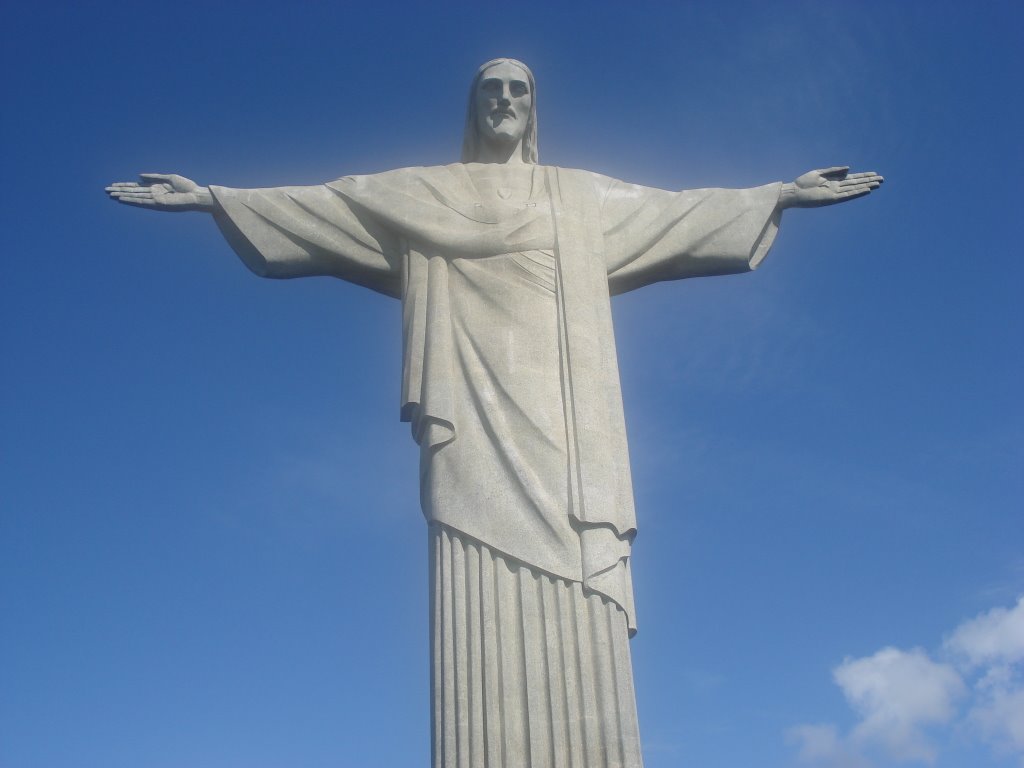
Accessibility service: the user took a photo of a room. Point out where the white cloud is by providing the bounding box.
[787,723,872,768]
[945,596,1024,669]
[945,597,1024,762]
[970,682,1024,760]
[835,647,965,763]
[788,596,1024,767]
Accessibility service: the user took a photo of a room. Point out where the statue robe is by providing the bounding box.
[209,164,781,766]
[210,163,780,628]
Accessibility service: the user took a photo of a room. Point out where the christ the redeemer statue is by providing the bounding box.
[107,58,882,768]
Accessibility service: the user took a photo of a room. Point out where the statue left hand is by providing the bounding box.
[105,173,216,212]
[779,167,884,209]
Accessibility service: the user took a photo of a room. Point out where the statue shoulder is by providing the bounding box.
[537,166,621,204]
[327,164,465,199]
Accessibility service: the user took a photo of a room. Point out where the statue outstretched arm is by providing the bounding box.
[106,174,217,212]
[778,167,884,209]
[107,172,401,295]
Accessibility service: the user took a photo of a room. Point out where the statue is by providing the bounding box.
[107,58,882,767]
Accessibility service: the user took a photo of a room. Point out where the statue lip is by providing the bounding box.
[492,109,516,119]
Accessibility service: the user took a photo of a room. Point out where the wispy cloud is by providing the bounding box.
[945,596,1024,669]
[787,596,1024,767]
[836,648,965,763]
[946,597,1024,761]
[787,723,873,768]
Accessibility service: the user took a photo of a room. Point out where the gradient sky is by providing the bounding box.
[2,2,1022,767]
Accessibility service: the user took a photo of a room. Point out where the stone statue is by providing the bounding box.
[107,58,882,768]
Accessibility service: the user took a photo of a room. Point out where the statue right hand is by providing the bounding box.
[105,173,215,212]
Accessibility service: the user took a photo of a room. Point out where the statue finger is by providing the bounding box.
[837,188,874,200]
[106,182,142,190]
[111,191,155,201]
[838,182,878,194]
[838,177,882,188]
[843,172,881,182]
[117,185,167,196]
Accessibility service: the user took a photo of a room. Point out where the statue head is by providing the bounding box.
[461,58,538,164]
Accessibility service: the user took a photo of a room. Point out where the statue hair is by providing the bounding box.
[461,58,538,165]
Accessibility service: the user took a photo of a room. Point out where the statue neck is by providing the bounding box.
[474,138,527,165]
[464,162,537,202]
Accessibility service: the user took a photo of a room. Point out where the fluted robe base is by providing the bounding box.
[430,524,643,768]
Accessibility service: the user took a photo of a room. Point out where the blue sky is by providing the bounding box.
[2,2,1021,767]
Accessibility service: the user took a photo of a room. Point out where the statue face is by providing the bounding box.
[475,61,532,149]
